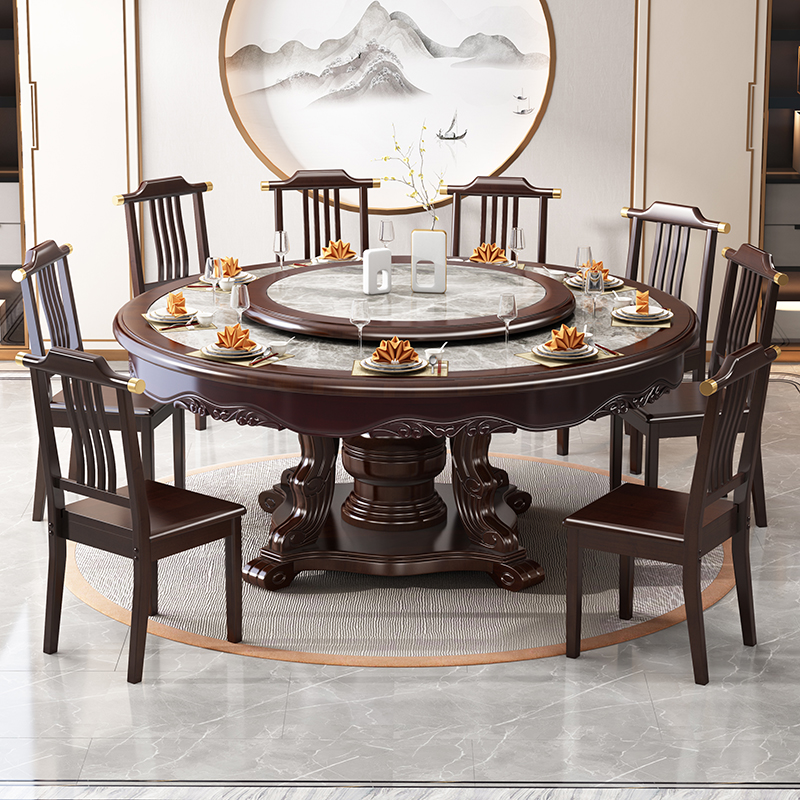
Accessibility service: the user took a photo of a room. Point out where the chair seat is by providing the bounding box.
[629,382,708,424]
[51,385,167,417]
[565,483,735,545]
[67,480,246,540]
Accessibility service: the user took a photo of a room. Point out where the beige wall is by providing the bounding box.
[14,0,767,351]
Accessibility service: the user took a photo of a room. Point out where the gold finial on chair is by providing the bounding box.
[205,181,213,192]
[112,195,125,206]
[552,188,562,199]
[718,222,730,234]
[11,268,26,283]
[775,272,789,286]
[126,377,146,395]
[260,181,271,191]
[620,207,630,218]
[699,379,718,396]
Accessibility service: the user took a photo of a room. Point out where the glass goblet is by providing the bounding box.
[349,299,371,358]
[273,231,289,269]
[585,269,604,320]
[379,220,395,249]
[204,256,219,306]
[230,282,250,325]
[497,293,517,363]
[575,246,593,286]
[509,227,525,269]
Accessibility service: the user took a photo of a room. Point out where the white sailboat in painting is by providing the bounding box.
[437,110,467,140]
[513,90,533,115]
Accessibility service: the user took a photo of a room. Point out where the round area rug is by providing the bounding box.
[66,454,734,667]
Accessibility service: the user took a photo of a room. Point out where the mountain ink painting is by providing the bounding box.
[222,0,553,212]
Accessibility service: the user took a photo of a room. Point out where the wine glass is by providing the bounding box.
[509,227,525,268]
[379,220,395,249]
[230,282,250,325]
[585,268,604,319]
[575,246,593,285]
[497,293,517,361]
[273,231,289,269]
[204,256,219,306]
[349,299,371,358]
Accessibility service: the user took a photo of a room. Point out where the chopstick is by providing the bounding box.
[595,342,622,356]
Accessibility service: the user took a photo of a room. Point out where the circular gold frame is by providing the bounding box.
[218,0,556,215]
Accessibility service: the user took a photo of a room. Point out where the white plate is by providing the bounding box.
[200,272,255,284]
[468,258,511,266]
[148,307,198,322]
[204,343,266,359]
[534,343,598,361]
[532,267,567,280]
[565,274,624,289]
[613,305,673,322]
[360,358,427,373]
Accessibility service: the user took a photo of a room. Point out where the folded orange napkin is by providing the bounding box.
[545,324,585,351]
[578,260,609,280]
[636,290,650,314]
[372,336,419,364]
[321,240,357,260]
[470,242,507,264]
[217,256,241,278]
[216,323,257,351]
[166,291,187,317]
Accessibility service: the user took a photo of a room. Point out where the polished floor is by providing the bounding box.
[2,364,800,799]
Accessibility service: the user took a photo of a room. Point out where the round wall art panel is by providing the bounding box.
[220,0,555,213]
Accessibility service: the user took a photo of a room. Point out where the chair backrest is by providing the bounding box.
[686,342,778,546]
[708,243,786,376]
[115,176,212,296]
[261,169,378,260]
[14,240,82,357]
[622,201,728,379]
[440,176,560,263]
[24,347,150,552]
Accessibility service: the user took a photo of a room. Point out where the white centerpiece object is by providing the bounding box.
[363,247,392,295]
[411,230,447,294]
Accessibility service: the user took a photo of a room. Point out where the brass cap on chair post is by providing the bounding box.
[63,243,73,254]
[205,181,213,192]
[717,222,730,234]
[126,377,146,395]
[438,185,449,195]
[771,345,783,358]
[372,179,381,188]
[15,351,27,367]
[112,195,125,206]
[775,272,789,286]
[620,207,630,218]
[11,268,26,283]
[260,181,271,191]
[699,378,718,396]
[551,188,562,199]
[721,247,733,258]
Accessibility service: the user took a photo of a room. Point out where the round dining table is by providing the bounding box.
[114,259,697,593]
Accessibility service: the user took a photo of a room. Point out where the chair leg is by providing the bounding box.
[43,534,67,654]
[643,433,660,488]
[556,427,569,456]
[150,562,159,616]
[732,530,757,647]
[682,559,709,685]
[195,412,207,431]
[629,426,643,475]
[565,532,583,659]
[128,558,152,684]
[172,407,186,489]
[32,452,46,522]
[225,522,243,644]
[141,424,155,482]
[619,555,634,620]
[609,415,623,490]
[751,446,767,528]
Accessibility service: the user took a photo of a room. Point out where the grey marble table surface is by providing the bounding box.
[146,265,667,373]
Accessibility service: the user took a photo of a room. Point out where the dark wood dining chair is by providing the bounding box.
[14,241,185,522]
[557,201,728,457]
[21,346,246,683]
[115,176,212,430]
[565,341,778,684]
[114,175,212,296]
[612,243,785,528]
[261,169,379,260]
[439,176,560,263]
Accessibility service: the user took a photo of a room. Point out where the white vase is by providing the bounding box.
[362,248,392,295]
[411,229,447,294]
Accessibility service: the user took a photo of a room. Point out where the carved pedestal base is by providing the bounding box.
[243,432,544,592]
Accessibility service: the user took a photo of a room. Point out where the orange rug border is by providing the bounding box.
[65,454,735,668]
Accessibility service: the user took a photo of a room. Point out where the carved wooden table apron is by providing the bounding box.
[113,264,697,593]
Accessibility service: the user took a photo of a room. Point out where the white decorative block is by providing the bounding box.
[411,229,447,294]
[363,247,392,295]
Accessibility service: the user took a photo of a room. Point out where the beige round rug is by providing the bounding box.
[66,454,733,667]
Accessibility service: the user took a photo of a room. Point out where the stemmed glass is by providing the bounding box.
[585,268,604,319]
[497,293,517,362]
[575,246,593,282]
[230,282,250,325]
[379,220,395,249]
[350,299,371,358]
[509,227,525,268]
[204,257,219,306]
[273,231,289,269]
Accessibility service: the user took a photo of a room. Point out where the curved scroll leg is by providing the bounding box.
[451,431,543,590]
[244,434,339,590]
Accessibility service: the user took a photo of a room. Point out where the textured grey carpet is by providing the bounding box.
[73,456,724,661]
